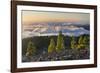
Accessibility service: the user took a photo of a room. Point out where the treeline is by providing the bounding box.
[22,31,89,57]
[48,31,89,54]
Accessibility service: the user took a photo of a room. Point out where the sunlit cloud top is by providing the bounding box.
[22,10,90,25]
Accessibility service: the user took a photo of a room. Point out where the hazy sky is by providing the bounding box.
[22,10,90,25]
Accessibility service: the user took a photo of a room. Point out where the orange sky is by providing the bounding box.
[22,10,90,25]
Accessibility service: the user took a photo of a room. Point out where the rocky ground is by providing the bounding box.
[22,48,90,62]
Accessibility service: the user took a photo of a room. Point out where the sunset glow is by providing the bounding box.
[22,10,90,25]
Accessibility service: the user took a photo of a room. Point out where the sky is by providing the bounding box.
[22,10,90,25]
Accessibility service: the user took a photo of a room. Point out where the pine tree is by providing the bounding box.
[56,31,65,52]
[71,36,77,49]
[77,36,84,49]
[26,41,36,57]
[82,36,89,48]
[48,38,56,53]
[61,36,65,49]
[77,36,89,49]
[78,36,83,45]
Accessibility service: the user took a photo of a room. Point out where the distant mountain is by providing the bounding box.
[40,25,89,36]
[48,22,90,30]
[22,22,90,39]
